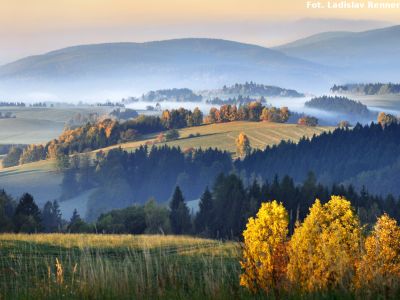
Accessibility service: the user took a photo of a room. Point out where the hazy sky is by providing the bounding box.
[0,0,399,64]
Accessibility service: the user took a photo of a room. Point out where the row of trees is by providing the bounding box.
[221,82,304,97]
[66,172,400,238]
[161,107,203,129]
[0,191,86,233]
[241,196,400,298]
[0,101,26,107]
[206,95,266,106]
[3,171,400,242]
[207,102,290,123]
[62,146,232,221]
[332,83,400,95]
[236,122,400,196]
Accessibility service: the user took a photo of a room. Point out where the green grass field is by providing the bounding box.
[0,234,247,300]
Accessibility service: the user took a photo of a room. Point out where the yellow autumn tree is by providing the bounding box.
[240,201,289,295]
[356,214,400,296]
[236,132,251,158]
[287,196,361,292]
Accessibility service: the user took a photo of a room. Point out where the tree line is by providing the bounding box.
[207,102,290,123]
[3,172,400,240]
[236,122,400,196]
[221,82,304,97]
[0,102,26,107]
[332,83,400,95]
[61,145,232,221]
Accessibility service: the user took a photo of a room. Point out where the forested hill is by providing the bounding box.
[236,123,400,195]
[220,82,304,97]
[304,96,371,116]
[331,83,400,95]
[141,88,202,102]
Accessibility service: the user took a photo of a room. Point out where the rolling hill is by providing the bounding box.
[0,38,330,99]
[275,25,400,81]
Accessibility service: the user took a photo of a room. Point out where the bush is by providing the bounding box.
[2,147,23,168]
[165,129,180,141]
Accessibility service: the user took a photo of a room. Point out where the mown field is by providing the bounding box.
[104,121,334,156]
[0,234,249,300]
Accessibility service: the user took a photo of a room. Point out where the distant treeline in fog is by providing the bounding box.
[331,83,400,95]
[220,82,304,97]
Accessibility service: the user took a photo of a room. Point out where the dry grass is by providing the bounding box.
[0,234,244,299]
[104,121,334,156]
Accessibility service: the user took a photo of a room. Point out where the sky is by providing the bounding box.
[0,0,399,64]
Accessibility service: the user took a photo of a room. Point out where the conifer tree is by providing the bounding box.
[13,193,42,233]
[194,187,213,234]
[169,186,192,234]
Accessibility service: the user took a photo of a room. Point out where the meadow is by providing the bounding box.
[0,234,250,300]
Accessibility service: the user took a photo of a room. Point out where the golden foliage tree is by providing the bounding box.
[240,201,289,295]
[356,214,400,295]
[236,132,251,157]
[287,196,361,292]
[377,112,398,127]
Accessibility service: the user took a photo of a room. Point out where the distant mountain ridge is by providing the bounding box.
[0,38,330,99]
[275,25,400,67]
[0,25,399,100]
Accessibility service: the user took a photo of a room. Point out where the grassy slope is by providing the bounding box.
[0,159,61,205]
[0,106,111,144]
[104,121,334,156]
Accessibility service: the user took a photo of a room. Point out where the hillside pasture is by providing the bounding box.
[107,121,334,156]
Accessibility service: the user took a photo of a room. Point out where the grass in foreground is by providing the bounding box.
[0,234,248,300]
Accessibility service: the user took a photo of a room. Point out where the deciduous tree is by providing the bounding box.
[236,132,251,157]
[240,201,289,295]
